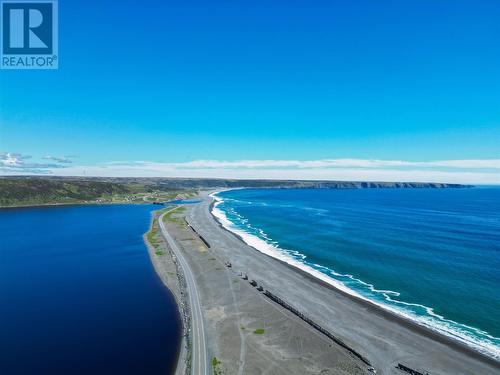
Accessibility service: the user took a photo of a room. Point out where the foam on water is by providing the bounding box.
[210,191,500,360]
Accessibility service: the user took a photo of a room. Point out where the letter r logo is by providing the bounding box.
[2,1,54,54]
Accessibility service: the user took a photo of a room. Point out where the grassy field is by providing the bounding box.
[144,205,189,257]
[0,177,194,207]
[162,206,186,224]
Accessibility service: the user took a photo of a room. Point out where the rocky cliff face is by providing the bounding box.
[150,179,469,189]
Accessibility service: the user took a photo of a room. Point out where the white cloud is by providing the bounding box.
[42,159,500,184]
[1,155,499,184]
[0,152,30,168]
[0,152,69,173]
[155,159,500,169]
[42,155,73,164]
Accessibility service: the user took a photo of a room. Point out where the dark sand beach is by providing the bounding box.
[150,191,500,375]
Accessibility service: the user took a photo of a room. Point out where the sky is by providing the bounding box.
[1,0,499,183]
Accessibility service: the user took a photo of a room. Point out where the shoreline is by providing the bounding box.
[209,190,500,368]
[147,197,379,375]
[0,201,153,209]
[143,209,189,375]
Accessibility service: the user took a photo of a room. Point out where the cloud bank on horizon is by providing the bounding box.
[1,153,499,184]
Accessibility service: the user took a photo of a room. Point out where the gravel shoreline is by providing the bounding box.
[144,209,190,375]
[191,191,499,374]
[146,192,500,374]
[210,197,500,368]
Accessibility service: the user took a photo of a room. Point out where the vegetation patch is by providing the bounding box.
[212,357,223,375]
[253,328,265,335]
[145,217,163,250]
[162,206,186,224]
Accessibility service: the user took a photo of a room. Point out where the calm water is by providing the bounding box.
[0,205,180,375]
[215,187,500,359]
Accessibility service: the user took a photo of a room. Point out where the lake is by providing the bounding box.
[0,204,180,375]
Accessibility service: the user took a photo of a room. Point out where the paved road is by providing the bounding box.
[159,209,208,375]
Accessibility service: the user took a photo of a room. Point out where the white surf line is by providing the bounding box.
[209,192,500,360]
[159,207,208,375]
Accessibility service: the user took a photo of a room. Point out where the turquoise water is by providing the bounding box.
[214,187,500,359]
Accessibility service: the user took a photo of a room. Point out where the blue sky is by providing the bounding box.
[1,0,499,182]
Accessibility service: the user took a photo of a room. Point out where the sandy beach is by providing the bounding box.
[151,191,500,375]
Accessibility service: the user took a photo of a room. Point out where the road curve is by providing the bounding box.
[159,209,208,375]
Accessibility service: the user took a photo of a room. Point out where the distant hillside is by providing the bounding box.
[0,176,471,207]
[115,177,468,190]
[0,178,179,207]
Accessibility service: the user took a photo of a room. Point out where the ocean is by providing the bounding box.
[213,187,500,359]
[0,204,180,375]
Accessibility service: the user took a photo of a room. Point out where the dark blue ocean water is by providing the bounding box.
[215,187,500,358]
[0,205,180,375]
